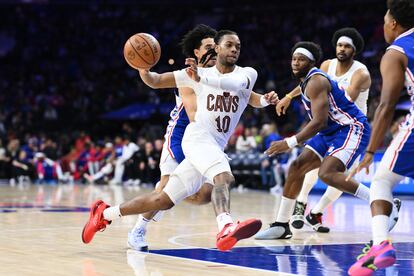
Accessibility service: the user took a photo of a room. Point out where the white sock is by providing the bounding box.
[134,215,150,230]
[354,184,370,201]
[103,205,122,221]
[216,212,234,231]
[276,196,296,223]
[297,169,319,203]
[372,215,390,245]
[152,210,164,222]
[311,195,332,214]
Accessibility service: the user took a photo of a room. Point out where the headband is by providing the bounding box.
[337,36,356,50]
[293,47,315,61]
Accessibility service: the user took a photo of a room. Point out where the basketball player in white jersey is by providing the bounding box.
[81,30,278,251]
[127,24,219,251]
[276,28,399,233]
[128,25,276,251]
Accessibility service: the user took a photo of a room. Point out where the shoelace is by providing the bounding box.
[357,241,373,260]
[131,228,146,242]
[294,202,305,215]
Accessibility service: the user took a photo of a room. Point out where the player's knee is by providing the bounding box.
[152,192,174,210]
[318,168,333,185]
[194,184,213,205]
[213,172,235,187]
[290,159,307,174]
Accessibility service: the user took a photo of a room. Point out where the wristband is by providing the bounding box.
[365,150,375,155]
[260,95,270,107]
[285,136,298,149]
[286,93,293,100]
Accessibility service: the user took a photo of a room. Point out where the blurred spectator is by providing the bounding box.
[236,128,257,152]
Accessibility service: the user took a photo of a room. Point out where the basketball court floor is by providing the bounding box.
[1,183,413,275]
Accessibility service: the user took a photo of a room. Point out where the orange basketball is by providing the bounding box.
[123,33,161,70]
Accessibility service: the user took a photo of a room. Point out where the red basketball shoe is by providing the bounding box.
[216,218,262,251]
[82,200,111,244]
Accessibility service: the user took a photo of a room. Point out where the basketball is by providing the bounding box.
[123,33,161,70]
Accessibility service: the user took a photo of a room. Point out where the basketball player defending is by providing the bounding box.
[348,0,414,274]
[82,30,278,251]
[255,41,374,239]
[276,28,399,233]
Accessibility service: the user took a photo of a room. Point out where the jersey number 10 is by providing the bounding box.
[215,115,231,133]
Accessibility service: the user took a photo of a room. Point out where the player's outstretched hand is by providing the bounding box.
[346,153,374,181]
[276,96,292,116]
[185,58,200,82]
[264,91,279,105]
[138,68,150,74]
[265,140,289,156]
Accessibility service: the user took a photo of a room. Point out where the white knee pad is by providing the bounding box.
[370,167,404,204]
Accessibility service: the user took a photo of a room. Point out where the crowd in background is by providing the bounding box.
[0,0,409,187]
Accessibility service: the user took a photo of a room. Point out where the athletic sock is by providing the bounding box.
[372,215,390,245]
[103,205,122,221]
[134,214,150,230]
[216,212,234,231]
[276,196,296,223]
[354,183,370,201]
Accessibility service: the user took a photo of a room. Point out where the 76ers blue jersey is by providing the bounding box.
[388,29,414,129]
[300,68,367,134]
[381,29,414,178]
[163,90,190,163]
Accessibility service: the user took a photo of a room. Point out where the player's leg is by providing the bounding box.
[317,123,399,232]
[184,182,213,205]
[349,128,414,275]
[255,145,322,240]
[182,131,261,251]
[209,168,262,251]
[292,168,319,229]
[348,170,403,275]
[82,160,202,244]
[127,175,169,251]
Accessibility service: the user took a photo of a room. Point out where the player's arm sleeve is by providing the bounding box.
[173,69,196,89]
[200,67,258,92]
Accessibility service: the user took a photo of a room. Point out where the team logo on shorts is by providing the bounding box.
[327,146,334,153]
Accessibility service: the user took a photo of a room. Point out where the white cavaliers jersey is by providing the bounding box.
[174,66,257,149]
[327,59,369,115]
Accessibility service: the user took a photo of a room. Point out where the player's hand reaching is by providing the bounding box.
[264,91,279,105]
[346,152,374,181]
[276,96,292,116]
[265,140,290,156]
[137,68,150,75]
[185,58,201,82]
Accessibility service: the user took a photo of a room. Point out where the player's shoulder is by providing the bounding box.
[353,60,367,69]
[352,60,370,76]
[237,66,258,78]
[320,59,332,72]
